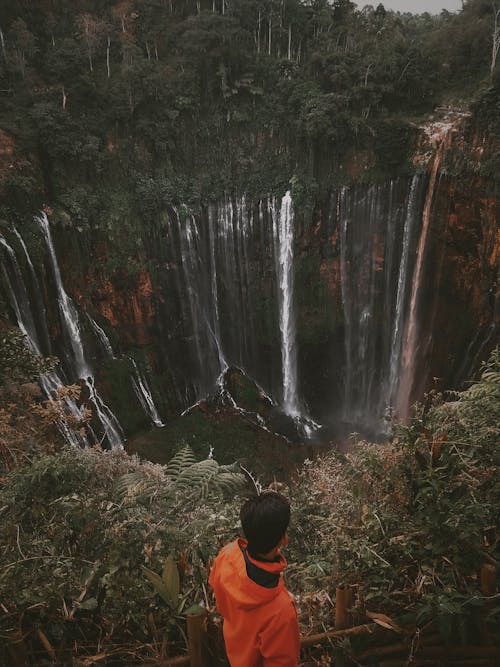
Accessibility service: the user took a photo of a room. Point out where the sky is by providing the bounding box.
[362,0,463,13]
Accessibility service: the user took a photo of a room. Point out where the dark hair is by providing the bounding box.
[240,491,290,556]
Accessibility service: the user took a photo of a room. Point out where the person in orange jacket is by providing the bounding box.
[209,491,300,666]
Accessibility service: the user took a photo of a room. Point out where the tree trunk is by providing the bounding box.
[491,5,500,76]
[268,12,272,55]
[288,24,292,60]
[257,10,261,53]
[106,36,111,77]
[0,28,6,61]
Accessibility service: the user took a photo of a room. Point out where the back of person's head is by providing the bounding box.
[240,491,290,556]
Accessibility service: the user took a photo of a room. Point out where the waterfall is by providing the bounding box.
[338,178,426,434]
[207,206,226,371]
[37,213,90,378]
[0,235,39,346]
[397,139,447,418]
[164,193,313,425]
[275,191,300,417]
[35,213,123,448]
[87,314,115,359]
[129,358,165,428]
[0,233,91,447]
[387,175,421,408]
[12,226,52,354]
[171,205,222,396]
[87,314,164,429]
[83,376,124,447]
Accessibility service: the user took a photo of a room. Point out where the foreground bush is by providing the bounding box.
[0,351,498,663]
[0,446,245,663]
[288,349,500,645]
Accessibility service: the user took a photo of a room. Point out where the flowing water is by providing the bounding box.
[1,138,473,443]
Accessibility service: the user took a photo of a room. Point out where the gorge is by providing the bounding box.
[0,0,498,455]
[1,110,497,450]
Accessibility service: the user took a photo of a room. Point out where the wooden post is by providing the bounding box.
[480,563,497,644]
[187,611,208,667]
[335,585,353,630]
[480,563,497,597]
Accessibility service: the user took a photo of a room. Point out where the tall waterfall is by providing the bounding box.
[1,163,467,442]
[163,193,310,420]
[164,197,263,402]
[0,233,91,447]
[35,213,123,448]
[274,191,300,417]
[338,177,427,433]
[397,144,446,417]
[37,213,90,378]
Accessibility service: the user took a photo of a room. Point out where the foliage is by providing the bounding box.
[0,444,246,663]
[0,351,498,662]
[0,0,498,225]
[0,325,56,387]
[287,349,500,644]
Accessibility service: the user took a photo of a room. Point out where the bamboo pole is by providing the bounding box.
[379,661,497,667]
[334,585,353,630]
[480,563,497,596]
[418,646,500,658]
[480,562,497,644]
[300,622,377,647]
[354,633,442,662]
[187,612,208,667]
[138,657,190,667]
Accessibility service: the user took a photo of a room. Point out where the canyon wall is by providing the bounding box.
[0,112,498,445]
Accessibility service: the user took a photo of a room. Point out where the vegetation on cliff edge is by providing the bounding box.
[1,349,498,664]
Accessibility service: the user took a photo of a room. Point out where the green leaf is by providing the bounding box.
[184,604,206,616]
[79,597,98,611]
[141,565,176,607]
[162,556,180,605]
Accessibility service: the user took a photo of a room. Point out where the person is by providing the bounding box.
[209,491,300,667]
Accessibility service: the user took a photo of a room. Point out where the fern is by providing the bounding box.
[114,445,247,505]
[165,444,198,480]
[112,471,161,504]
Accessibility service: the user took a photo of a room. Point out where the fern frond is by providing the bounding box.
[213,471,247,495]
[175,459,219,498]
[166,445,198,481]
[113,472,160,503]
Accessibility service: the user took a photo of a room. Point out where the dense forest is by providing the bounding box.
[0,0,499,224]
[0,0,499,665]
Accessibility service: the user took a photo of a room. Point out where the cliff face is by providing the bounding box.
[0,112,498,442]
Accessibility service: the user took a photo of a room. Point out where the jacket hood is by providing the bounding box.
[210,538,287,611]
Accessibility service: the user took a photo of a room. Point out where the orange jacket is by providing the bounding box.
[209,538,300,667]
